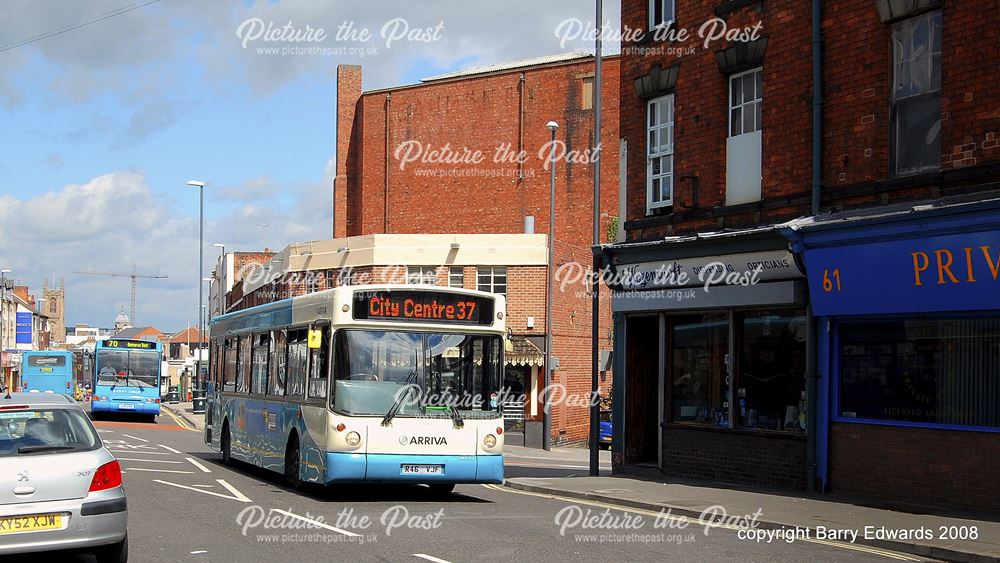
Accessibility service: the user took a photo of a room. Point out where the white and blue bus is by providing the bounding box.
[21,351,75,396]
[91,338,163,421]
[205,285,506,493]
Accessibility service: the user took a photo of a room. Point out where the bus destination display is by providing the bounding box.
[353,291,494,325]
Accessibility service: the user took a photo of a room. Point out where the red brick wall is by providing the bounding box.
[830,423,1000,511]
[338,57,620,444]
[620,0,1000,241]
[335,66,362,239]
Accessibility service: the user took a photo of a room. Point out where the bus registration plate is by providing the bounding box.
[400,464,443,475]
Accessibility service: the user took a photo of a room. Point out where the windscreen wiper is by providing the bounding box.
[381,369,419,427]
[18,445,76,454]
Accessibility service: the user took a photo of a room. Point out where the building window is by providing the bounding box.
[449,267,464,288]
[646,94,674,211]
[840,319,1000,429]
[407,266,438,285]
[891,10,942,175]
[477,266,507,295]
[648,0,675,30]
[726,67,763,205]
[581,76,594,110]
[671,314,729,425]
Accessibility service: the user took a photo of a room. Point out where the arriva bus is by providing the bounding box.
[205,285,506,493]
[21,351,75,396]
[91,339,163,421]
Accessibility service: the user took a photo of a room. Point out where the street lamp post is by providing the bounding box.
[590,0,604,477]
[0,269,10,391]
[187,180,206,390]
[544,121,559,452]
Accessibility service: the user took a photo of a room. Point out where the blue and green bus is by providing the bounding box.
[91,338,163,420]
[21,351,75,396]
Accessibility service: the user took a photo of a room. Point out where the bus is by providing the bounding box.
[91,338,163,421]
[205,285,506,493]
[21,351,75,396]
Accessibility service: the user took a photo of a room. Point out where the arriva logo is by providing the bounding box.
[399,436,447,446]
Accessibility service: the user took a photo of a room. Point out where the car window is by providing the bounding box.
[0,408,100,457]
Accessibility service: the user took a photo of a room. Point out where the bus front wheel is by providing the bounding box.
[221,423,232,466]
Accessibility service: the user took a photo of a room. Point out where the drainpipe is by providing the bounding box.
[384,92,392,233]
[806,0,824,494]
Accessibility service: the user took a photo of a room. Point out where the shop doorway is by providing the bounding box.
[502,365,528,446]
[624,315,660,465]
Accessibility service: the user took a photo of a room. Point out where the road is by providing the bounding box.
[12,412,936,563]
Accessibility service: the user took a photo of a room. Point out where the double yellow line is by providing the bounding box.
[160,408,197,432]
[482,484,923,561]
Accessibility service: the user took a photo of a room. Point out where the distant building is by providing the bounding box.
[42,277,66,345]
[167,327,207,361]
[111,326,163,342]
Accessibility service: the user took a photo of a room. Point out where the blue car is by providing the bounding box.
[599,410,612,449]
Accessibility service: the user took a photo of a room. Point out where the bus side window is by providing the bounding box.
[223,338,237,393]
[268,329,287,397]
[237,335,252,394]
[286,329,307,398]
[307,325,330,400]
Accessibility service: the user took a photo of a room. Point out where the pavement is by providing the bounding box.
[504,474,1000,563]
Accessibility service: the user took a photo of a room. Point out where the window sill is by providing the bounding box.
[662,421,806,439]
[638,21,680,46]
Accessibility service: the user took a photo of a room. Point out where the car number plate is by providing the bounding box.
[400,464,443,475]
[118,404,134,410]
[0,513,63,534]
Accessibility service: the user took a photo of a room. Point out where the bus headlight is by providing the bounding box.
[345,431,361,447]
[483,434,497,448]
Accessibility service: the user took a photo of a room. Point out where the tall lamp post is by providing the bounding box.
[544,120,559,452]
[590,0,604,477]
[0,269,10,391]
[186,180,206,390]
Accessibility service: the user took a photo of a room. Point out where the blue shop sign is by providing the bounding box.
[15,312,32,344]
[803,229,1000,316]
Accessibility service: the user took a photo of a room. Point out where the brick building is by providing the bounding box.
[334,53,622,446]
[606,0,998,510]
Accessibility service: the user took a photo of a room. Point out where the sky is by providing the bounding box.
[0,0,620,333]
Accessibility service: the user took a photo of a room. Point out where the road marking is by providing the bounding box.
[121,433,148,442]
[116,458,183,464]
[159,444,182,454]
[269,509,360,537]
[108,449,170,455]
[186,457,212,473]
[125,467,194,474]
[482,485,921,561]
[191,551,207,555]
[413,554,452,563]
[161,409,197,431]
[153,478,252,503]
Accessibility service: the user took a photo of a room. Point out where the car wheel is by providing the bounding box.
[429,483,456,495]
[284,434,302,489]
[221,423,232,466]
[94,533,128,563]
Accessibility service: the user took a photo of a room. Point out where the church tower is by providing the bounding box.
[42,277,67,344]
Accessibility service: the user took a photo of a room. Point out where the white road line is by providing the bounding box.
[269,509,360,537]
[116,458,184,464]
[123,467,194,474]
[190,551,207,555]
[159,444,182,454]
[190,484,214,488]
[186,457,212,473]
[121,433,148,443]
[108,449,170,455]
[153,479,252,503]
[413,554,453,563]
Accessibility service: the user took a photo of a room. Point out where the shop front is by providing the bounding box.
[605,228,811,489]
[788,199,1000,510]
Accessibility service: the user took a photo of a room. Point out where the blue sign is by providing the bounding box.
[803,229,1000,316]
[15,312,32,344]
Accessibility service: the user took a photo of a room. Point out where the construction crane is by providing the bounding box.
[75,265,167,326]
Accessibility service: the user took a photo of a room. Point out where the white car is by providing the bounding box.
[0,391,127,562]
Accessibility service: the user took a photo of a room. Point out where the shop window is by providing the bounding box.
[671,314,729,426]
[646,94,674,211]
[891,10,942,175]
[737,310,807,431]
[840,319,1000,429]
